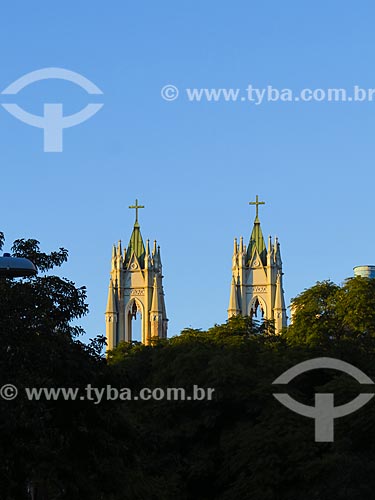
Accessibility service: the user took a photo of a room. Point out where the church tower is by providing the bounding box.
[105,200,168,349]
[228,196,287,333]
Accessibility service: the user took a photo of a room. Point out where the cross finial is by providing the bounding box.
[249,195,265,219]
[129,198,145,224]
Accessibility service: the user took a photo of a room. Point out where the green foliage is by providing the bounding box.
[11,238,68,272]
[109,321,375,500]
[0,234,137,500]
[0,236,86,339]
[337,277,375,338]
[286,277,375,346]
[286,280,340,345]
[3,237,375,500]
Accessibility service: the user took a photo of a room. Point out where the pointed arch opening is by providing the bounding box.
[126,298,144,343]
[249,295,267,319]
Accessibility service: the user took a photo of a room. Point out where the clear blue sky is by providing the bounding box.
[1,2,375,341]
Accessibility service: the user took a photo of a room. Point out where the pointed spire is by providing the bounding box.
[116,240,123,269]
[243,240,247,261]
[157,245,162,269]
[125,200,146,267]
[151,276,162,313]
[267,236,272,267]
[232,238,238,269]
[111,245,117,270]
[233,237,238,255]
[247,218,267,266]
[106,279,118,314]
[145,239,150,269]
[228,276,240,316]
[275,238,282,266]
[274,272,287,335]
[274,272,284,310]
[125,217,146,268]
[153,240,159,270]
[273,237,280,264]
[239,236,245,267]
[247,196,267,265]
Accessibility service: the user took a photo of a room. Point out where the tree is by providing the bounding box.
[4,232,375,500]
[337,276,375,339]
[108,316,375,500]
[0,233,140,500]
[286,278,375,346]
[4,236,86,337]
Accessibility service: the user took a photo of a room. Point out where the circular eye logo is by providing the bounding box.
[1,67,104,152]
[272,357,374,442]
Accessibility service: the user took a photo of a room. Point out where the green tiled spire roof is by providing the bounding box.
[126,199,146,267]
[125,221,146,267]
[247,215,267,265]
[247,195,267,265]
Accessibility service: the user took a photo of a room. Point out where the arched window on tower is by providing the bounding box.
[127,299,142,343]
[250,297,265,318]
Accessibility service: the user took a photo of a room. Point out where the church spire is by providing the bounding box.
[125,199,146,267]
[247,195,267,265]
[106,200,168,349]
[229,197,287,334]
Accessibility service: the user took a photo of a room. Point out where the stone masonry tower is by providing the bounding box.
[105,200,168,349]
[228,196,287,333]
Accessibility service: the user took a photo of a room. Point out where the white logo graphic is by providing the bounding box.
[1,68,103,152]
[272,357,374,442]
[161,84,179,101]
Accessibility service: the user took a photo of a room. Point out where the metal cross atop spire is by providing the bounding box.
[129,199,145,223]
[249,195,265,219]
